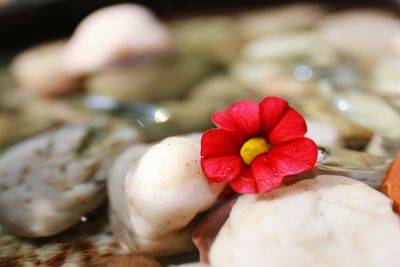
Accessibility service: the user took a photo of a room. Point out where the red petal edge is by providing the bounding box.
[268,108,307,144]
[201,155,243,183]
[259,97,289,136]
[257,137,318,177]
[212,100,260,138]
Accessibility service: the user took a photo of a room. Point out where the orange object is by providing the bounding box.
[380,153,400,213]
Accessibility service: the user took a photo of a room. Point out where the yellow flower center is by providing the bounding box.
[240,137,271,165]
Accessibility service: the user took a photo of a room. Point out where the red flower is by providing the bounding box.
[200,97,318,194]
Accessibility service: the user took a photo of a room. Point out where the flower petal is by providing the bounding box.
[268,108,307,144]
[212,100,260,137]
[201,155,243,182]
[259,97,289,135]
[229,166,278,194]
[211,111,240,132]
[257,137,318,177]
[229,167,257,194]
[201,129,241,158]
[252,158,284,190]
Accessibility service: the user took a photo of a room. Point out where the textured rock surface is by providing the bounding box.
[108,135,225,256]
[0,205,126,267]
[210,175,400,267]
[0,121,142,237]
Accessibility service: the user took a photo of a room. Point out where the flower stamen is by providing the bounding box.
[240,137,271,165]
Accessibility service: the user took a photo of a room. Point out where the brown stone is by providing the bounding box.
[192,198,237,262]
[89,255,162,267]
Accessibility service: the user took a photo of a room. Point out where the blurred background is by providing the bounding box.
[2,0,400,266]
[0,0,397,52]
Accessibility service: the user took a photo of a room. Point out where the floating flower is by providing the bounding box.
[200,97,318,194]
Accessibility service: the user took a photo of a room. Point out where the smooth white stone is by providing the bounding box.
[210,175,400,267]
[11,40,79,96]
[62,4,171,75]
[298,96,371,138]
[332,90,400,139]
[318,10,400,62]
[108,135,225,256]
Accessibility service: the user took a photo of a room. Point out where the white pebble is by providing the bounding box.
[62,4,171,75]
[210,175,400,267]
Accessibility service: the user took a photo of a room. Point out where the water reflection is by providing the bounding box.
[293,64,313,81]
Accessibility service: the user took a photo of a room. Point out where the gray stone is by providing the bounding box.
[0,120,142,237]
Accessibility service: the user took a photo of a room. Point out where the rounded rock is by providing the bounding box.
[318,10,400,62]
[62,4,171,75]
[11,40,79,97]
[108,135,225,256]
[210,175,400,267]
[0,122,142,237]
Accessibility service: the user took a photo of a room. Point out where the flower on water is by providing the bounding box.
[200,96,318,194]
